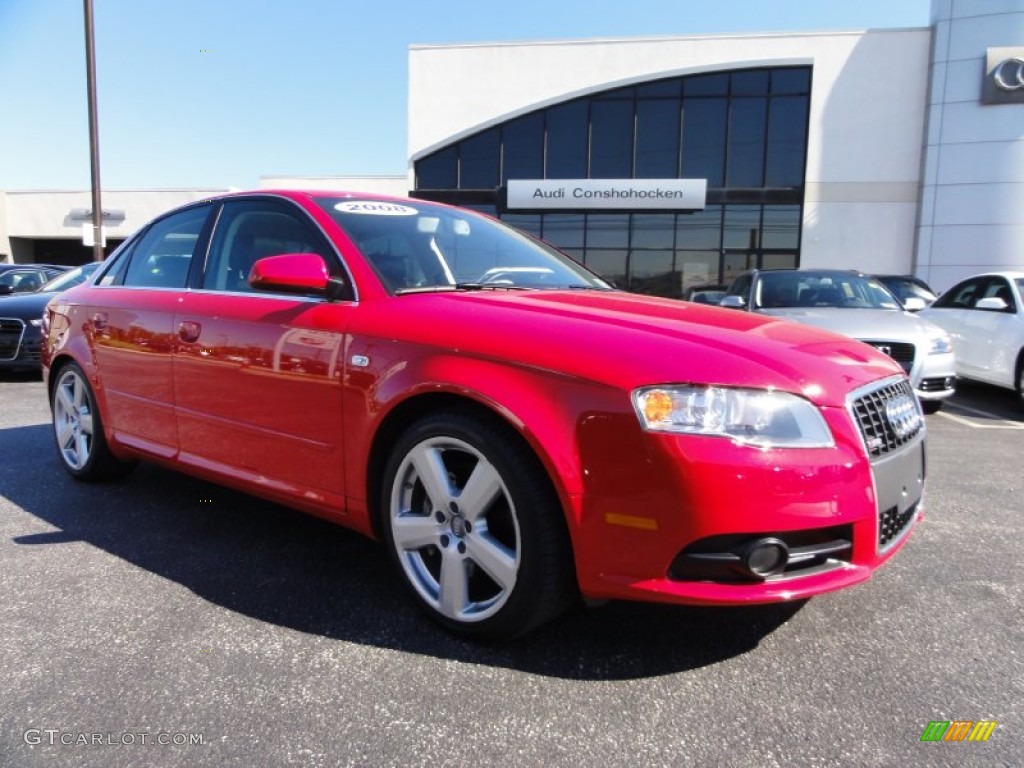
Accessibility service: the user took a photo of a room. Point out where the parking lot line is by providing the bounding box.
[937,402,1024,429]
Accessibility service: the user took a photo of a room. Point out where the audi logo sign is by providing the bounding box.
[993,58,1024,91]
[983,48,1024,104]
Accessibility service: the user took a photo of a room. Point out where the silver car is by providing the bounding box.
[721,269,956,413]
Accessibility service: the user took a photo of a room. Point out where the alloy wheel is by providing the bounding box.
[389,436,521,624]
[53,368,95,471]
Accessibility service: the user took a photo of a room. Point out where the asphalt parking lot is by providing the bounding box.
[0,373,1020,767]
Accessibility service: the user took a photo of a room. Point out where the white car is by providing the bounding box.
[722,269,957,413]
[919,271,1024,409]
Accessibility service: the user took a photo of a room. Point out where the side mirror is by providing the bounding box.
[974,296,1009,312]
[902,297,927,311]
[249,253,330,295]
[719,295,746,309]
[0,285,12,296]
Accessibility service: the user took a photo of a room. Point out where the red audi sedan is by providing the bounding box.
[42,191,925,639]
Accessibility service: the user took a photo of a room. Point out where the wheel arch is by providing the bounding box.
[46,353,81,407]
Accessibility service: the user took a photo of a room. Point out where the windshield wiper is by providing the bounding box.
[393,283,532,295]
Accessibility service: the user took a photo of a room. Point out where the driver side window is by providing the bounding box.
[933,278,988,310]
[204,201,329,293]
[726,274,752,300]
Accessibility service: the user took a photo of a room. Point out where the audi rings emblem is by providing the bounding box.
[885,394,922,441]
[993,57,1024,92]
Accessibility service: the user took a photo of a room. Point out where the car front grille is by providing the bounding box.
[0,318,26,361]
[864,340,915,373]
[880,500,918,550]
[849,377,924,458]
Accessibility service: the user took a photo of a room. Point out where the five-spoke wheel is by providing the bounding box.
[50,362,133,480]
[53,365,96,471]
[389,435,520,623]
[381,411,574,639]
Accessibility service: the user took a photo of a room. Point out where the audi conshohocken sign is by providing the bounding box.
[506,179,707,211]
[983,47,1024,105]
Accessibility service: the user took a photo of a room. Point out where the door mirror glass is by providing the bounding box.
[720,294,746,309]
[974,296,1009,312]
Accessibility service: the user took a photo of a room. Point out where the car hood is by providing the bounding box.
[365,290,903,408]
[757,307,946,343]
[0,290,60,320]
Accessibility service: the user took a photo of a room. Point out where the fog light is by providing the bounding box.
[742,538,789,578]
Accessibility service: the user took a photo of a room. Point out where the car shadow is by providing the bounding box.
[0,370,43,383]
[945,379,1022,423]
[4,423,803,680]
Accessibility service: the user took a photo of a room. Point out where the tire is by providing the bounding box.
[921,400,942,415]
[380,411,575,640]
[51,362,134,481]
[1017,353,1024,413]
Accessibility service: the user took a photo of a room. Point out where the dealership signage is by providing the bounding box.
[68,207,126,223]
[507,179,707,210]
[983,48,1024,105]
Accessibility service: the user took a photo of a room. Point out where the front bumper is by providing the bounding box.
[571,377,924,605]
[911,351,956,403]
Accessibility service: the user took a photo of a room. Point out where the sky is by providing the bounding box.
[0,0,930,191]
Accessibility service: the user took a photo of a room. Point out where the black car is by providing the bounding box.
[873,274,938,309]
[0,263,70,296]
[0,263,100,371]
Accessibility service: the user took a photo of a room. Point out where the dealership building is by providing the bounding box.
[1,0,1021,296]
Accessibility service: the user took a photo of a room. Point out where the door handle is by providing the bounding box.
[91,312,108,330]
[178,320,201,343]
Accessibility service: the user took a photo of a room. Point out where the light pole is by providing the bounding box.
[83,0,104,262]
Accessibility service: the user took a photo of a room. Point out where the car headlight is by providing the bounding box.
[632,385,834,448]
[29,318,43,328]
[928,335,952,355]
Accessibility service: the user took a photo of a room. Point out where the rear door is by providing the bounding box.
[86,203,213,457]
[172,198,354,506]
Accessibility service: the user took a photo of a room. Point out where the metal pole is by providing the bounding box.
[83,0,104,262]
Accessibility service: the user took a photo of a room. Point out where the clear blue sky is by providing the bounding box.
[0,0,930,191]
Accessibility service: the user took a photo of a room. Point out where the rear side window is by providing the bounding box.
[117,206,212,289]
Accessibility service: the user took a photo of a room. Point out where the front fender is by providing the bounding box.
[342,341,632,530]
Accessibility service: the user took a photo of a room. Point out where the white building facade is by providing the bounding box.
[917,0,1024,289]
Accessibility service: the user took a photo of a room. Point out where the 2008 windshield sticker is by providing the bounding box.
[334,201,417,216]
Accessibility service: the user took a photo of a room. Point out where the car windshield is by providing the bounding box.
[878,277,937,304]
[40,263,99,292]
[756,272,902,310]
[315,197,611,293]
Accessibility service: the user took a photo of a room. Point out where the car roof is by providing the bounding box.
[741,269,869,278]
[0,263,68,271]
